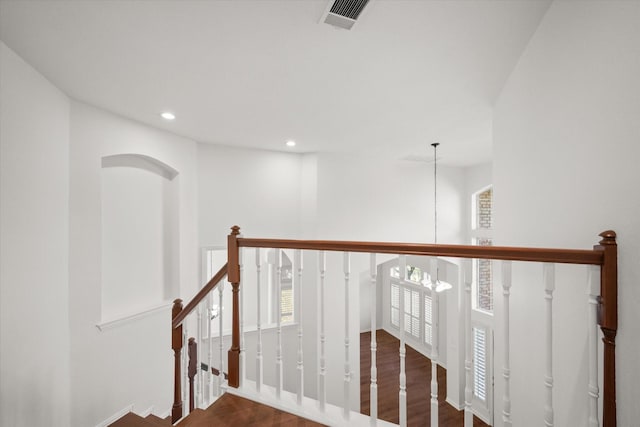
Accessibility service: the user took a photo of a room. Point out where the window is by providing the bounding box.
[389,263,433,346]
[424,294,433,345]
[474,238,493,312]
[473,327,488,402]
[404,288,420,339]
[391,283,400,327]
[471,186,493,313]
[390,265,424,283]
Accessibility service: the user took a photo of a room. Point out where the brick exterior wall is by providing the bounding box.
[476,188,493,312]
[477,188,492,229]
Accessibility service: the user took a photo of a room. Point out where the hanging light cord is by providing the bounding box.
[432,142,439,245]
[431,142,440,283]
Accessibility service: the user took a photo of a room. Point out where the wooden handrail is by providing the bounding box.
[172,263,228,329]
[238,238,604,265]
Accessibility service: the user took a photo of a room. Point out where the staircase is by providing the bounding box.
[109,394,324,427]
[108,413,171,427]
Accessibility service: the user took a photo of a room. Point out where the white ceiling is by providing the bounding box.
[0,0,551,166]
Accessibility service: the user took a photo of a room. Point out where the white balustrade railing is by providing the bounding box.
[207,293,213,400]
[274,248,283,399]
[587,265,600,427]
[230,252,602,427]
[255,248,263,393]
[196,301,202,408]
[295,249,304,405]
[173,229,614,427]
[543,263,555,427]
[343,252,352,420]
[463,259,474,427]
[318,250,327,411]
[398,255,407,427]
[502,260,513,427]
[369,253,378,427]
[217,280,224,397]
[429,257,440,427]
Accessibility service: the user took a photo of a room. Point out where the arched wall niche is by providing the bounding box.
[100,153,180,323]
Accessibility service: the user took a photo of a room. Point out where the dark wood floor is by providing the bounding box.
[179,393,325,426]
[360,330,489,427]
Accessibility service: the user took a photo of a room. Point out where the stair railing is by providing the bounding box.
[171,262,228,423]
[223,226,617,427]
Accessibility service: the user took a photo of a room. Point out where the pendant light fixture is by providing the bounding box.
[425,142,452,293]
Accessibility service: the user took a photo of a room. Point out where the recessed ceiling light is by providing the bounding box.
[161,112,176,120]
[286,140,296,147]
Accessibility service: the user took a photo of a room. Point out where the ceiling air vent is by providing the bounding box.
[322,0,371,30]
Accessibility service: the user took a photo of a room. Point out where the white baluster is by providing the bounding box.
[430,257,439,427]
[256,248,263,393]
[502,261,512,427]
[275,249,283,399]
[543,263,555,427]
[463,259,473,427]
[370,253,378,426]
[239,247,245,388]
[296,249,304,405]
[207,293,213,400]
[318,251,327,411]
[587,265,600,427]
[343,252,351,420]
[399,255,407,427]
[197,302,203,408]
[218,281,225,396]
[182,322,188,412]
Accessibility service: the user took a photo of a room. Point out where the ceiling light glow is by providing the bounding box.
[161,112,176,120]
[286,140,296,147]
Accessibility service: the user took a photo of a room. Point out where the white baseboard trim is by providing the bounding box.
[95,405,133,427]
[157,406,172,419]
[138,405,154,417]
[445,397,464,411]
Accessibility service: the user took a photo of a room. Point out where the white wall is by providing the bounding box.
[315,153,466,244]
[69,102,198,426]
[101,164,174,320]
[0,42,71,427]
[493,1,640,425]
[197,143,302,246]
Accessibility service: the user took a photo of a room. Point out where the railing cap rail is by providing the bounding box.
[237,237,604,265]
[172,263,228,328]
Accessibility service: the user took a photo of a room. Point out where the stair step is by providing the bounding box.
[175,409,207,426]
[144,414,171,426]
[108,412,155,427]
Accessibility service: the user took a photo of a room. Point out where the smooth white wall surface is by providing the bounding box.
[69,102,198,426]
[0,41,71,427]
[493,2,640,425]
[197,143,302,246]
[101,166,168,319]
[315,153,465,243]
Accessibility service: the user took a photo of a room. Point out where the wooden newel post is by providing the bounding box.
[227,225,241,388]
[188,337,197,413]
[171,299,184,423]
[594,230,617,427]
